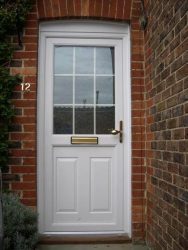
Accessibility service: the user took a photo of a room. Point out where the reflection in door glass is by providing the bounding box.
[75,47,94,74]
[96,106,115,134]
[54,76,73,104]
[96,47,114,75]
[75,106,94,134]
[54,46,73,74]
[75,76,94,104]
[53,46,115,134]
[54,106,73,134]
[96,76,115,104]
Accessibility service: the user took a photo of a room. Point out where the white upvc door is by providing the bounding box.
[38,21,131,236]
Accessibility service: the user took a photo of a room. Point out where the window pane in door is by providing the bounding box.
[54,106,73,134]
[75,47,94,74]
[96,76,115,104]
[75,76,94,104]
[96,47,114,75]
[53,45,115,135]
[75,106,94,134]
[54,46,73,74]
[96,106,115,134]
[54,76,73,104]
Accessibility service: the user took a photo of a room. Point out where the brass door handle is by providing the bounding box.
[111,121,123,143]
[111,129,120,135]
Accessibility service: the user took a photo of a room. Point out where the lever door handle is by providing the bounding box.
[110,121,123,143]
[111,129,120,135]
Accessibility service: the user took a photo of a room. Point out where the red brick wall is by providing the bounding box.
[6,6,38,207]
[145,0,188,249]
[4,0,146,241]
[131,0,146,242]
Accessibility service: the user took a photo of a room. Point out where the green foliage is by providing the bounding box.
[2,193,38,250]
[0,68,21,169]
[0,44,13,66]
[0,0,33,169]
[0,0,34,39]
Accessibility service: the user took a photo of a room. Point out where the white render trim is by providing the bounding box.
[37,20,131,237]
[40,20,129,35]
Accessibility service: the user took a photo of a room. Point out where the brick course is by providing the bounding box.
[145,0,188,249]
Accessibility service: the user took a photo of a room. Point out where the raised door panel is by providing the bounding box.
[90,158,111,212]
[55,158,78,213]
[45,146,123,231]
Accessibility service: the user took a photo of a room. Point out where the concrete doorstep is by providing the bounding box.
[37,244,148,250]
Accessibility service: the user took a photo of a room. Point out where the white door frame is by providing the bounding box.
[37,20,131,237]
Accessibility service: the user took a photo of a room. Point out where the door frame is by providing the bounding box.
[37,20,131,237]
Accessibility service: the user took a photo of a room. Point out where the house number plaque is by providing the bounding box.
[20,82,31,92]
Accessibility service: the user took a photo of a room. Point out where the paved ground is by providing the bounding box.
[37,244,148,250]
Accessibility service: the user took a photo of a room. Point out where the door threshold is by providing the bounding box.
[39,234,131,244]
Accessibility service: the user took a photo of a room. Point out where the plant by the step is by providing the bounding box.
[2,193,38,250]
